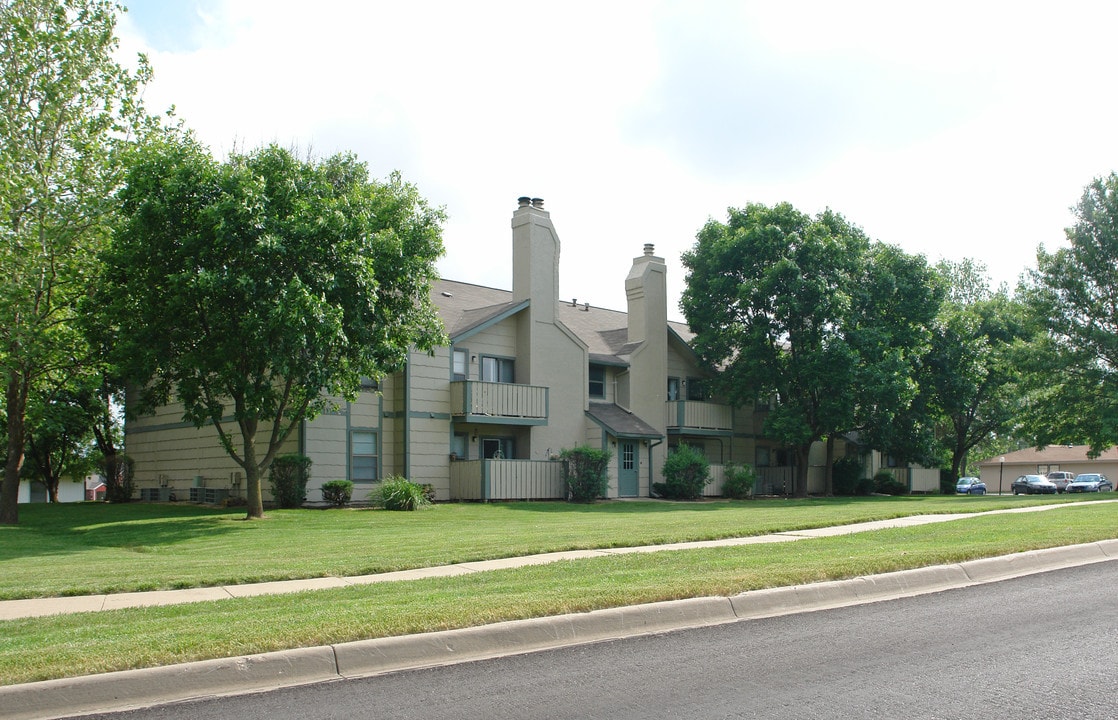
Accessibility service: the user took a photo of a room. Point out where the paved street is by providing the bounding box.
[71,561,1118,720]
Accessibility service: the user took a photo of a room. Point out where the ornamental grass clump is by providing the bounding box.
[371,476,431,511]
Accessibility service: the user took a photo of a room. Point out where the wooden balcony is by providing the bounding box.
[450,381,549,425]
[449,459,566,501]
[665,400,733,434]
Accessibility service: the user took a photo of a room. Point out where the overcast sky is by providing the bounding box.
[115,1,1118,320]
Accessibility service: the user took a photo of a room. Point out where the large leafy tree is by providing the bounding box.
[681,202,941,497]
[922,260,1028,479]
[101,136,447,518]
[1020,173,1118,454]
[0,0,151,524]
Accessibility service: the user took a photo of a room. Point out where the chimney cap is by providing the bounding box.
[643,243,655,256]
[517,196,531,208]
[531,197,545,209]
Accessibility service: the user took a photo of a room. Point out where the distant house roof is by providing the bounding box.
[977,445,1118,467]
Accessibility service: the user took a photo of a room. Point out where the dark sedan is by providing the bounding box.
[1011,474,1058,495]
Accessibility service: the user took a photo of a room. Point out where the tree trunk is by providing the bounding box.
[1,369,29,525]
[793,444,811,498]
[824,436,835,497]
[241,419,265,519]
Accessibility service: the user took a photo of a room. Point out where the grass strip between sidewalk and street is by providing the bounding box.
[1,502,1115,686]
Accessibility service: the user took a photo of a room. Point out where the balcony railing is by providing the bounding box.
[450,459,566,501]
[665,400,733,432]
[450,381,548,424]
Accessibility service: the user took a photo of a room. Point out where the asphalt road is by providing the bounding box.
[72,560,1118,720]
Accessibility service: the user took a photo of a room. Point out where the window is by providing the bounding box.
[589,364,606,398]
[452,350,467,381]
[755,447,771,467]
[360,377,379,390]
[450,433,468,460]
[480,356,514,383]
[351,431,378,482]
[667,377,680,401]
[481,437,514,459]
[622,442,635,471]
[686,377,706,401]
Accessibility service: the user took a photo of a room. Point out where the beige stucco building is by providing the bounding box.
[125,197,937,503]
[977,445,1118,494]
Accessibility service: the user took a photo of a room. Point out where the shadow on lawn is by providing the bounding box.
[0,503,245,561]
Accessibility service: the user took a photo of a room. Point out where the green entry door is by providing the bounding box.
[618,441,639,497]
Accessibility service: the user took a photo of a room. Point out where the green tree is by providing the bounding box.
[101,136,446,519]
[0,0,152,524]
[22,385,96,502]
[681,202,941,497]
[1020,173,1118,454]
[923,260,1028,480]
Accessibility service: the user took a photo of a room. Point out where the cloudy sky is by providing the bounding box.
[116,1,1118,319]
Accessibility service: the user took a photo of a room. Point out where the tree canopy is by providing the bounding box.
[681,202,942,496]
[922,260,1028,479]
[0,0,151,524]
[1020,173,1118,455]
[101,136,447,518]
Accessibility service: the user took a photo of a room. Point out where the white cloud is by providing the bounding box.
[116,0,1118,317]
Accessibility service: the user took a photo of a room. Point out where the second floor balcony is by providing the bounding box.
[666,400,733,434]
[450,380,549,425]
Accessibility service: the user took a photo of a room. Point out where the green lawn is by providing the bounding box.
[0,496,1114,686]
[0,494,1101,599]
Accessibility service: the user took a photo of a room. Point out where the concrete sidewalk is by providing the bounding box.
[2,500,1109,622]
[2,501,1116,719]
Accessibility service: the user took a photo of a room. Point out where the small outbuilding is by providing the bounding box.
[976,445,1118,493]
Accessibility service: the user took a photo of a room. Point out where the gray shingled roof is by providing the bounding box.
[586,402,663,439]
[431,278,694,365]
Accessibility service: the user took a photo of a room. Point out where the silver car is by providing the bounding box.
[1066,474,1114,492]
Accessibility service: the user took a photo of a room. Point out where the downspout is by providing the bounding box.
[404,358,411,479]
[647,437,663,497]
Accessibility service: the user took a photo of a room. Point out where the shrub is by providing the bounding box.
[721,463,756,499]
[832,456,863,496]
[560,446,611,502]
[321,480,354,507]
[371,476,431,511]
[873,470,907,496]
[656,444,710,500]
[269,454,313,508]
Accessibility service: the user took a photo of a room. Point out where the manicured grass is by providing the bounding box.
[0,494,1100,599]
[0,502,1114,686]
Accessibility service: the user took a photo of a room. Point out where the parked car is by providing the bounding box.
[1046,471,1076,493]
[1011,474,1058,495]
[1066,473,1114,493]
[955,477,987,495]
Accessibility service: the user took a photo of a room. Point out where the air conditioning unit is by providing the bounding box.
[230,471,242,487]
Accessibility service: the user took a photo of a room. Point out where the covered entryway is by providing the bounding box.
[586,402,663,498]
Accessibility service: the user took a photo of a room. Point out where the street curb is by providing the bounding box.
[3,539,1117,719]
[333,595,737,680]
